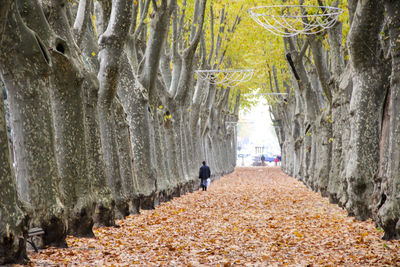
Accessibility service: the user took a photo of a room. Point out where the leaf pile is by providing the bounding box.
[25,167,400,266]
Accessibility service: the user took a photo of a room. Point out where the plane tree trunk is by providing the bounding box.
[114,98,139,214]
[0,49,29,263]
[345,0,387,220]
[0,1,66,248]
[42,0,95,236]
[372,0,400,239]
[117,53,156,210]
[97,0,132,217]
[76,0,116,226]
[83,72,116,226]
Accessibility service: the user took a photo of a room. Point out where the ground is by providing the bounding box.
[23,167,400,266]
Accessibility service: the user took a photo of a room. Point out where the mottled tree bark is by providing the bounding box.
[190,79,208,166]
[200,83,217,161]
[0,3,28,265]
[117,53,156,209]
[74,0,116,226]
[0,59,29,264]
[372,1,400,239]
[97,0,132,217]
[328,65,352,207]
[327,21,348,205]
[152,99,173,198]
[49,49,95,236]
[345,0,386,220]
[83,73,115,226]
[308,30,341,195]
[0,2,66,247]
[140,0,176,97]
[0,1,11,41]
[172,0,207,180]
[285,37,318,183]
[123,0,176,207]
[114,99,138,214]
[38,0,96,236]
[162,100,183,195]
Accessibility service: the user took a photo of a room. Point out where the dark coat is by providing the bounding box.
[199,165,211,179]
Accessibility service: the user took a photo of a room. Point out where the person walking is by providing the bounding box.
[199,161,211,191]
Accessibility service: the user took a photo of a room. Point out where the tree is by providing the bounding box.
[372,0,400,240]
[97,0,133,217]
[0,0,67,247]
[261,0,400,239]
[0,4,29,258]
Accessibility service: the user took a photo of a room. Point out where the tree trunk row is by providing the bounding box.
[0,0,239,263]
[272,0,400,240]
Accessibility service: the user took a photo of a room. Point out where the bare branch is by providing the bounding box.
[187,0,206,52]
[207,2,214,65]
[133,0,150,37]
[299,38,309,59]
[272,65,280,93]
[95,0,112,35]
[348,0,357,26]
[177,0,187,51]
[130,0,139,34]
[139,0,175,94]
[98,0,133,101]
[169,7,182,95]
[233,92,240,116]
[200,33,207,68]
[189,0,200,42]
[213,6,225,66]
[73,0,92,46]
[217,49,226,67]
[228,7,242,34]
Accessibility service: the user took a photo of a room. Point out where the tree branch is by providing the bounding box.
[177,0,186,51]
[139,0,175,95]
[348,0,384,69]
[189,0,200,43]
[73,0,92,47]
[130,0,139,34]
[213,6,225,66]
[17,0,53,44]
[200,33,207,68]
[98,0,133,105]
[233,92,240,117]
[348,0,357,27]
[0,1,11,43]
[272,65,281,93]
[96,0,112,35]
[133,0,150,37]
[169,7,182,95]
[187,0,206,54]
[207,2,214,66]
[151,0,158,11]
[299,38,309,59]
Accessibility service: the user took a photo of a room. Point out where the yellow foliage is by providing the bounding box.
[204,0,349,107]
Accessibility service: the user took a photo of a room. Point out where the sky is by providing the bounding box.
[237,99,281,157]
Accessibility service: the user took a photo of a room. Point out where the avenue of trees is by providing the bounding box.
[3,0,400,264]
[269,0,400,241]
[0,0,242,264]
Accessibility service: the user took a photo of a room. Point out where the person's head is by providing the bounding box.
[202,161,206,165]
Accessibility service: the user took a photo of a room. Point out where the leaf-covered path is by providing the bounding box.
[27,167,400,266]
